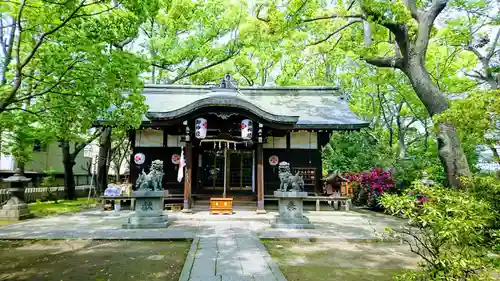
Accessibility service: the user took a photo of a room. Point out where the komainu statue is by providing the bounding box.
[278,161,305,192]
[136,160,164,191]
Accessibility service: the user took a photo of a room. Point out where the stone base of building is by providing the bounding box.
[122,190,168,229]
[272,190,314,229]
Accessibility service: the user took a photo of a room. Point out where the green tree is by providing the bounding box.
[0,0,153,199]
[0,0,153,113]
[130,0,245,85]
[253,0,500,187]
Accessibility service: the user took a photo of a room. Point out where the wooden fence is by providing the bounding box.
[0,185,92,203]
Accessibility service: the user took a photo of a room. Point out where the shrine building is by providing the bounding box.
[129,75,369,212]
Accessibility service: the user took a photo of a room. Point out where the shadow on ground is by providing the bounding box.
[262,239,421,281]
[0,240,190,281]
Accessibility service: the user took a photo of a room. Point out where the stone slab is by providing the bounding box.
[122,221,169,229]
[132,190,164,197]
[270,222,315,229]
[221,275,254,281]
[190,257,216,277]
[179,237,199,281]
[127,215,168,224]
[273,191,308,198]
[189,276,221,281]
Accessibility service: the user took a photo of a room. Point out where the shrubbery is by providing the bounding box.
[381,181,499,280]
[350,168,396,210]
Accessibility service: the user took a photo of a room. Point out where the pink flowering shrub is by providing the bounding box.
[351,168,395,209]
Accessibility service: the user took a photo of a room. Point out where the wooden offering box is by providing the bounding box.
[210,198,233,215]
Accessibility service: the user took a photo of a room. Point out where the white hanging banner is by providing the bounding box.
[134,153,145,165]
[177,148,185,182]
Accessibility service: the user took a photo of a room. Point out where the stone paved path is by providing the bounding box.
[179,222,287,281]
[0,210,403,240]
[0,210,405,281]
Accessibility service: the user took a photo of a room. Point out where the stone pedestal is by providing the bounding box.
[271,191,314,229]
[122,191,168,229]
[0,172,34,221]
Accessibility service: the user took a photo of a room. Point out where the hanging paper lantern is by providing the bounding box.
[134,153,145,165]
[269,155,279,166]
[171,154,180,165]
[241,119,253,140]
[195,118,207,139]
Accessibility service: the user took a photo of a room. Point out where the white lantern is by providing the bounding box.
[241,119,253,140]
[195,118,207,139]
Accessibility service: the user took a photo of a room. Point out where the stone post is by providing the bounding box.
[0,169,34,220]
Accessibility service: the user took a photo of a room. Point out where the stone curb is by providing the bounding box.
[179,236,200,281]
[0,237,195,241]
[258,237,400,243]
[254,238,288,281]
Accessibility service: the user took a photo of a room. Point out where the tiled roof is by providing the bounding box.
[141,84,369,129]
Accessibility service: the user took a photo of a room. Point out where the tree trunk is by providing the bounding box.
[405,56,471,187]
[17,162,25,176]
[398,129,407,158]
[61,141,76,200]
[114,165,120,183]
[97,127,112,194]
[489,144,500,178]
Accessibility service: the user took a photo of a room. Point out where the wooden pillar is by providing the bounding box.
[256,143,266,213]
[183,142,193,213]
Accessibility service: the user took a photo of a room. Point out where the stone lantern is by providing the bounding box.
[0,169,34,220]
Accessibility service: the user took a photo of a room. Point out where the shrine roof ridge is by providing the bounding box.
[142,84,342,96]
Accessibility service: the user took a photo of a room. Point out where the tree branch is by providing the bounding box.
[256,4,269,22]
[464,71,485,80]
[19,0,86,71]
[363,56,404,69]
[466,45,486,62]
[307,19,361,46]
[487,28,500,60]
[0,0,88,113]
[360,6,409,55]
[14,59,80,104]
[0,16,15,85]
[72,128,104,159]
[403,0,420,22]
[302,14,364,23]
[171,56,196,82]
[113,36,135,50]
[169,49,241,84]
[415,0,448,55]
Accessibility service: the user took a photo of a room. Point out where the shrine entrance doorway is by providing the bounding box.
[199,148,254,197]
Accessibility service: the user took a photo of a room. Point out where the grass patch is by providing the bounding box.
[0,239,190,281]
[262,239,420,281]
[28,197,97,217]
